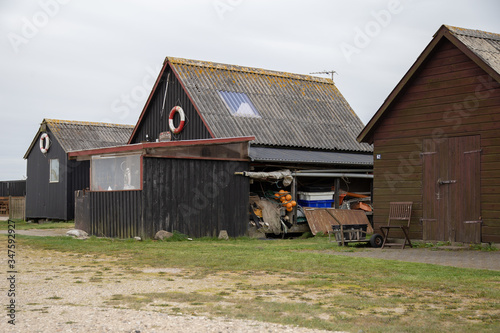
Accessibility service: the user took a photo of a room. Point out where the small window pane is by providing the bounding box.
[218,91,261,118]
[49,159,59,183]
[91,154,141,191]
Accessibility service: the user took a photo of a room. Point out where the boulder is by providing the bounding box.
[218,230,229,240]
[155,230,173,240]
[66,229,88,238]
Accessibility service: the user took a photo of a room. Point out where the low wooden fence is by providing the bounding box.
[0,196,26,220]
[10,196,25,220]
[0,197,8,216]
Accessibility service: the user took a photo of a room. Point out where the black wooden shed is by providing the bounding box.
[23,119,134,221]
[0,180,26,197]
[70,57,374,239]
[69,137,252,238]
[130,57,374,207]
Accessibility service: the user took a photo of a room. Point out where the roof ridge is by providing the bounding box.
[166,56,334,84]
[44,118,134,128]
[445,25,500,42]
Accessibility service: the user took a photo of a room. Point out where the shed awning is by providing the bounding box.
[68,137,255,161]
[249,147,373,166]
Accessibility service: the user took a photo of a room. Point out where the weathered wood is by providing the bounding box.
[375,119,500,142]
[8,197,25,220]
[0,197,9,216]
[142,158,249,238]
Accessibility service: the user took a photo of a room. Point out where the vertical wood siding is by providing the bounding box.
[142,157,249,238]
[130,66,212,144]
[83,157,249,239]
[372,39,500,242]
[26,128,69,220]
[0,181,26,197]
[90,191,142,238]
[66,159,90,220]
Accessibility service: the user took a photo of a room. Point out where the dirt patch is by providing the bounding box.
[0,228,72,237]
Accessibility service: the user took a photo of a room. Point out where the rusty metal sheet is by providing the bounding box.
[303,208,336,235]
[303,208,373,235]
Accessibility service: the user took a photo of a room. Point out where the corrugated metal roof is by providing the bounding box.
[447,25,500,76]
[249,146,373,165]
[24,119,134,158]
[168,57,372,152]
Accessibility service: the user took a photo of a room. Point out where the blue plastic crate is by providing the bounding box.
[297,199,334,208]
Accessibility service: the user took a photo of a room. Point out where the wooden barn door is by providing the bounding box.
[422,135,481,243]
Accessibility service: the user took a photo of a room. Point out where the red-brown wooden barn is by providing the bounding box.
[358,25,500,244]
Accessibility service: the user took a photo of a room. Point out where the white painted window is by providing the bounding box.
[49,159,59,183]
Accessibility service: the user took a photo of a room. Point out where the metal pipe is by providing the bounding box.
[294,169,373,173]
[160,72,170,117]
[292,172,373,179]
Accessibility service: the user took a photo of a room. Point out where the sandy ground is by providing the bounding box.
[1,230,343,333]
[1,228,498,332]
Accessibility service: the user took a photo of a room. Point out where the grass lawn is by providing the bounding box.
[6,231,500,333]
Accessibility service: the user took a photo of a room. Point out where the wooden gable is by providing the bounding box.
[129,62,213,144]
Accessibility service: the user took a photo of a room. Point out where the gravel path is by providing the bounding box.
[0,228,71,237]
[11,305,339,333]
[327,247,500,271]
[1,245,344,333]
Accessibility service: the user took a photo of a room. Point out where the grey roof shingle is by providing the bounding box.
[24,119,134,158]
[446,25,500,76]
[169,57,372,152]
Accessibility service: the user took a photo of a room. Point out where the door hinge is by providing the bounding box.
[464,220,482,224]
[438,178,457,185]
[464,149,482,154]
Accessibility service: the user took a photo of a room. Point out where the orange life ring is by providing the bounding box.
[168,106,185,134]
[39,133,50,153]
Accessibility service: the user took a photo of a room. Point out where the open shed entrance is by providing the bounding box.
[422,135,481,243]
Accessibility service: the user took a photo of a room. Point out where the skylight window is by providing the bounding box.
[218,91,261,118]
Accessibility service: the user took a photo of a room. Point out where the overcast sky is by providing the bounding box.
[1,0,499,181]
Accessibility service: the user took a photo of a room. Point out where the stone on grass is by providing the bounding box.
[66,229,88,238]
[155,230,173,241]
[218,230,229,240]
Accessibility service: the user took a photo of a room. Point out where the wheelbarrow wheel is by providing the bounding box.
[369,234,383,248]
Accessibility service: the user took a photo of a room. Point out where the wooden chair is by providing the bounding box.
[380,202,413,249]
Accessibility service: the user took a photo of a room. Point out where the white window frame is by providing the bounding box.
[49,159,60,183]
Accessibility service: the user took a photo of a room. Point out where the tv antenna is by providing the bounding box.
[310,70,337,81]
